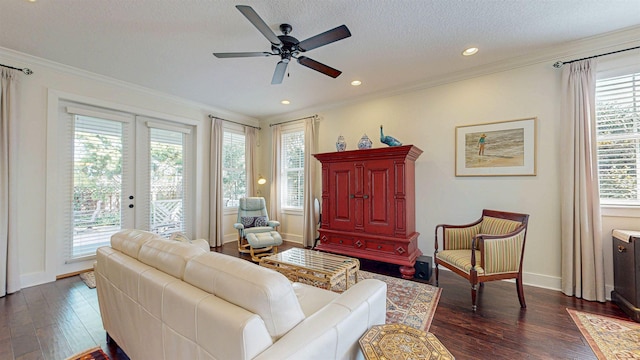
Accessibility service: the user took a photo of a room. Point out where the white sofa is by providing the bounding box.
[95,229,387,360]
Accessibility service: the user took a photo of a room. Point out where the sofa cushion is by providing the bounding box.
[138,238,207,279]
[111,229,160,258]
[184,251,305,340]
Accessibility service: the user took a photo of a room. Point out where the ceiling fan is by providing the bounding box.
[213,5,351,85]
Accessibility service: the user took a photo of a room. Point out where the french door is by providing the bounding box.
[58,103,193,272]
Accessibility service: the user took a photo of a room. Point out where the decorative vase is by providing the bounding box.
[336,135,347,152]
[358,134,373,149]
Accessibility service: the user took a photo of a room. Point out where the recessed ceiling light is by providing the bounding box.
[462,47,479,56]
[351,80,362,86]
[281,100,290,105]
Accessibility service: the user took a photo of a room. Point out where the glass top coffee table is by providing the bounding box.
[260,248,359,291]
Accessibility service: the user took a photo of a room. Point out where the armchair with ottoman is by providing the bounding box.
[95,229,387,360]
[234,197,283,262]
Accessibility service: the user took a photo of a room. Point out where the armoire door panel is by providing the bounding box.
[329,163,355,231]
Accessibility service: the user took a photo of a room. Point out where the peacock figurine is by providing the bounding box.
[379,125,402,147]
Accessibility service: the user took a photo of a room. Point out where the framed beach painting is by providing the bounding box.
[455,117,537,176]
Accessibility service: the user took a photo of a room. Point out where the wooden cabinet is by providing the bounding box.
[611,230,640,322]
[313,145,422,279]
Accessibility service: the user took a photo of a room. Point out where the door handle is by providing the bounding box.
[363,195,369,199]
[349,194,355,199]
[618,245,627,253]
[129,204,134,208]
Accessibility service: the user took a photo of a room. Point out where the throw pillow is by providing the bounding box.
[241,216,268,228]
[170,232,191,243]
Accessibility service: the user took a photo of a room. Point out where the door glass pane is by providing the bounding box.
[149,127,185,237]
[72,116,123,259]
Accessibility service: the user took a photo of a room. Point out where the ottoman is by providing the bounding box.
[245,231,283,262]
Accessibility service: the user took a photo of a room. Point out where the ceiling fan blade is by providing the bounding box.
[297,56,342,78]
[298,25,351,52]
[272,60,289,84]
[213,52,272,58]
[236,5,282,46]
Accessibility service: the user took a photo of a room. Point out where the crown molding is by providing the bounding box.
[0,46,260,126]
[269,25,640,122]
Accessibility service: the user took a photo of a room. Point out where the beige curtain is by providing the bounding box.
[302,118,317,247]
[209,118,224,247]
[245,126,257,197]
[560,59,605,302]
[269,124,282,222]
[1,68,21,297]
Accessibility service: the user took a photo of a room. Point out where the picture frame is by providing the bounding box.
[455,117,537,176]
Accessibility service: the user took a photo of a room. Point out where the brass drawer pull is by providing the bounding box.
[618,245,627,253]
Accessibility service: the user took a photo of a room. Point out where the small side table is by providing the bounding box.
[359,324,454,360]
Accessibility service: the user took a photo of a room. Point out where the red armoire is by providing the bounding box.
[313,145,423,279]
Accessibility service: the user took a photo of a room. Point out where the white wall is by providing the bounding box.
[257,30,640,293]
[0,48,257,287]
[295,63,564,289]
[4,25,640,294]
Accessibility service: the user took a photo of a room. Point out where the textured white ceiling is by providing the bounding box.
[1,0,640,119]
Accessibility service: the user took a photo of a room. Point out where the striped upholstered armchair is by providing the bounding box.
[434,209,529,311]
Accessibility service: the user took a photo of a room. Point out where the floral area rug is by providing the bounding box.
[80,271,96,289]
[64,346,109,360]
[567,309,640,359]
[334,270,442,331]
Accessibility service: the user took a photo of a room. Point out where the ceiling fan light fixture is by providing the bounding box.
[213,6,351,84]
[462,47,479,56]
[281,100,291,105]
[351,80,362,86]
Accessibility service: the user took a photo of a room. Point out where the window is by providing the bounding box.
[71,115,125,260]
[148,126,187,237]
[596,71,640,205]
[281,125,305,209]
[222,129,246,208]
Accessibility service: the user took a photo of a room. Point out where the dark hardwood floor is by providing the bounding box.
[0,240,630,360]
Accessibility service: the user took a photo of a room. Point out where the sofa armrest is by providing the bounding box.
[190,239,210,252]
[233,223,244,231]
[253,279,386,360]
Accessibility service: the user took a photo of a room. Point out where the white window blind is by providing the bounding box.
[69,115,126,261]
[281,128,304,208]
[149,127,187,237]
[222,130,246,208]
[596,71,640,205]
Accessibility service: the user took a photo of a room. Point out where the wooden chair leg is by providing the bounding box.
[516,276,526,308]
[434,263,439,287]
[471,283,478,312]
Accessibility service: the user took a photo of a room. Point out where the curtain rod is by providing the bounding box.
[553,45,640,68]
[0,63,33,75]
[208,114,261,130]
[269,114,318,127]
